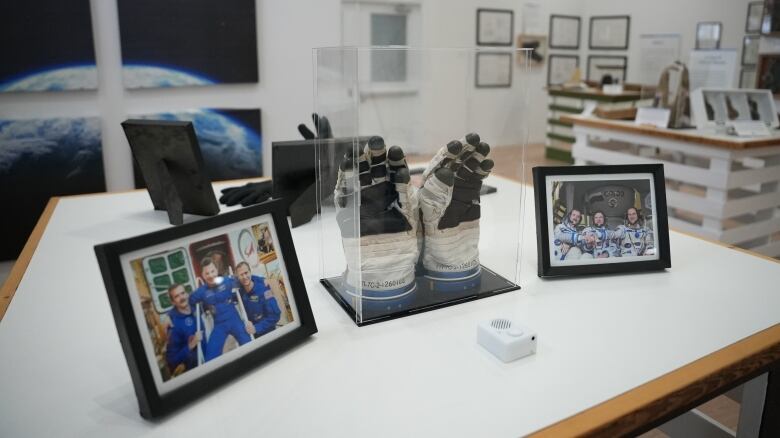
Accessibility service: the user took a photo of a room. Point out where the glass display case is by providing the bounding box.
[314,47,529,325]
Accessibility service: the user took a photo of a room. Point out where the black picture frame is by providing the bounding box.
[747,1,764,33]
[475,52,513,88]
[476,8,514,46]
[533,164,671,278]
[761,0,780,36]
[743,35,760,66]
[589,15,630,50]
[696,21,723,50]
[586,55,628,82]
[547,54,579,86]
[122,119,220,226]
[94,199,317,418]
[740,67,757,88]
[549,14,581,50]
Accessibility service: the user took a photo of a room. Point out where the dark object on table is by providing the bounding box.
[297,113,333,140]
[219,180,272,206]
[217,113,336,222]
[121,119,220,226]
[273,137,371,227]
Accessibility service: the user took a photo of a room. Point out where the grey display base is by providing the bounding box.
[320,264,520,326]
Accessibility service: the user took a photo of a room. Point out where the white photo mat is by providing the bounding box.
[545,173,660,267]
[119,213,302,395]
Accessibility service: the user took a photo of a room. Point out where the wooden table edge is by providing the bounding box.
[0,197,60,321]
[527,323,780,437]
[560,114,780,149]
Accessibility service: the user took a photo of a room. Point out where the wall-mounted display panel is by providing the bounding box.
[0,0,97,92]
[476,52,513,87]
[740,68,757,88]
[0,117,105,260]
[117,0,259,89]
[587,55,627,83]
[589,16,630,50]
[746,1,764,33]
[696,22,722,50]
[549,15,580,50]
[742,35,759,66]
[476,8,513,46]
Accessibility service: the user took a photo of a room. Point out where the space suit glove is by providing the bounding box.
[418,133,493,281]
[333,136,420,304]
[297,113,333,140]
[219,180,273,206]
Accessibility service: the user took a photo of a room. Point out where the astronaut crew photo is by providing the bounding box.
[125,218,297,384]
[161,258,283,378]
[548,176,659,266]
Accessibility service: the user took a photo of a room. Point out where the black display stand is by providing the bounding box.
[321,265,520,326]
[122,119,220,226]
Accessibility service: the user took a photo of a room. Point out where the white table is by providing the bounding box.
[564,115,780,259]
[1,177,779,437]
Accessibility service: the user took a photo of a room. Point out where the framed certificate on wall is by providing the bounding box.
[476,9,513,46]
[589,15,630,50]
[549,15,580,49]
[547,54,579,85]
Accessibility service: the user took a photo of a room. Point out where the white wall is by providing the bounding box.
[0,0,756,192]
[579,0,751,85]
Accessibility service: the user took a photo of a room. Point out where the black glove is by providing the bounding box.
[334,136,414,238]
[297,113,333,140]
[219,180,273,207]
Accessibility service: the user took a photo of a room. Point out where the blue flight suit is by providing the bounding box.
[189,276,251,361]
[165,307,205,372]
[240,275,281,338]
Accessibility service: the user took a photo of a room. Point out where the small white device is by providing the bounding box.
[477,318,537,363]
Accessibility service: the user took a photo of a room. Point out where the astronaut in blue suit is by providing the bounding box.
[189,257,251,361]
[165,283,205,373]
[235,262,281,338]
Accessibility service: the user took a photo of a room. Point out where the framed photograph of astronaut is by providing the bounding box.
[532,164,671,278]
[94,199,316,418]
